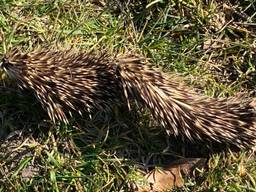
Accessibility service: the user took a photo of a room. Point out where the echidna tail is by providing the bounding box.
[1,49,256,148]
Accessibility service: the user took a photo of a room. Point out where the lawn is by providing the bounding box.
[0,0,256,191]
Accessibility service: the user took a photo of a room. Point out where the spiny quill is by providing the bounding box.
[1,48,256,148]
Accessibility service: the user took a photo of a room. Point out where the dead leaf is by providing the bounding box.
[132,158,206,192]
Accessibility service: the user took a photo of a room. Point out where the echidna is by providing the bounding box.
[1,48,256,147]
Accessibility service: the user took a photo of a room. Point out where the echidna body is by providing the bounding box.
[1,49,256,147]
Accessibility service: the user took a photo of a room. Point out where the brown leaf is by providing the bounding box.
[133,158,206,192]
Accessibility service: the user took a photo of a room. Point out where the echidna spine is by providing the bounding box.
[1,49,256,148]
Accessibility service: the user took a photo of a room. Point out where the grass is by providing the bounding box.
[0,0,256,191]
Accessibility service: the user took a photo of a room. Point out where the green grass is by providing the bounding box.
[0,0,256,191]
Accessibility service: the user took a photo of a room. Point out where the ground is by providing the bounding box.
[0,0,256,191]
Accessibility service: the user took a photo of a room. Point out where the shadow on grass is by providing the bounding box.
[0,85,246,191]
[0,85,240,163]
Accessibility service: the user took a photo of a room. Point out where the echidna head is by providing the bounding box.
[0,51,27,80]
[0,57,10,70]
